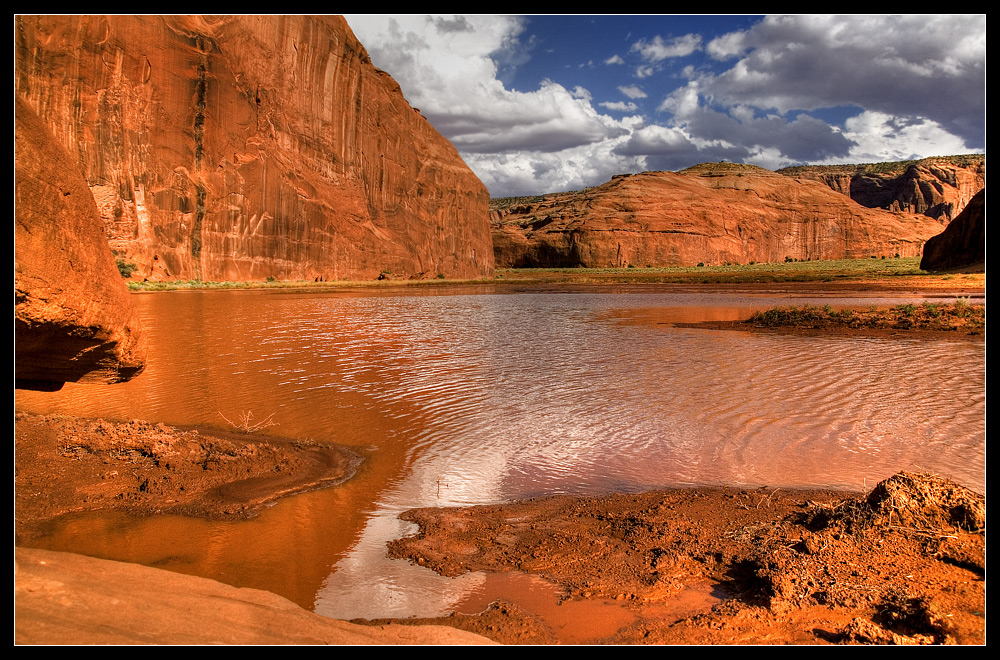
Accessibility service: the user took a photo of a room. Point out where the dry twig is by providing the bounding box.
[217,410,278,434]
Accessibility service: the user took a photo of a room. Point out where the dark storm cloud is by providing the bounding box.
[700,15,986,148]
[429,15,474,33]
[681,104,856,162]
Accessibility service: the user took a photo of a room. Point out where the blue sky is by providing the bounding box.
[345,15,986,197]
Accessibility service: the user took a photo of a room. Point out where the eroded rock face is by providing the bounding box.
[14,15,494,282]
[15,96,147,390]
[920,189,985,272]
[491,164,949,268]
[780,156,985,222]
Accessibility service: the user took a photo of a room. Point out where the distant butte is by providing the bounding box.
[489,162,974,269]
[779,155,985,222]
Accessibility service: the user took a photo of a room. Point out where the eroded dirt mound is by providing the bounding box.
[860,471,984,532]
[14,412,361,543]
[385,473,985,644]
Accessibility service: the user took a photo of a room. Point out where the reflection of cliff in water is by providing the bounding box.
[15,285,986,617]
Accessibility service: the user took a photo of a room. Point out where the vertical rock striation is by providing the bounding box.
[14,15,494,282]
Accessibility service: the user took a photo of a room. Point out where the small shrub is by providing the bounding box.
[116,257,138,279]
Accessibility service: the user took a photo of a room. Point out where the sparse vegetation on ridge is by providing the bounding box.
[777,154,985,177]
[490,155,985,211]
[678,161,775,176]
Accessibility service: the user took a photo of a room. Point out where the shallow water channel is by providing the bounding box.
[15,284,986,625]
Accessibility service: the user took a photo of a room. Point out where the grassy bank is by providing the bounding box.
[124,258,985,291]
[126,276,496,292]
[495,257,985,287]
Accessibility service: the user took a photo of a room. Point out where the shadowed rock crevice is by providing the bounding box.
[779,156,985,222]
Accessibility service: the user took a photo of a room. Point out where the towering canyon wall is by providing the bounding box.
[779,156,985,222]
[491,164,949,269]
[14,15,494,282]
[920,189,985,272]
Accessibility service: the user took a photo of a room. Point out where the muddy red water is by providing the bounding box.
[15,283,985,631]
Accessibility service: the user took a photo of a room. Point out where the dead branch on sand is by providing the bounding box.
[217,410,278,434]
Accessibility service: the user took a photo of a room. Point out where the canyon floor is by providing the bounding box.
[14,279,986,645]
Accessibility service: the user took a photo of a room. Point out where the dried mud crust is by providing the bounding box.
[14,412,362,543]
[385,473,985,645]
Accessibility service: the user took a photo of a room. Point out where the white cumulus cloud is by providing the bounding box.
[344,15,984,196]
[631,33,702,62]
[618,84,647,99]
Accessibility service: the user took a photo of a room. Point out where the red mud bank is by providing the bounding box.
[14,412,985,645]
[13,413,363,544]
[376,473,985,645]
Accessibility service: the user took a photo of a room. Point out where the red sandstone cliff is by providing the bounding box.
[920,189,985,272]
[14,15,494,282]
[15,96,147,390]
[779,156,985,222]
[491,164,949,269]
